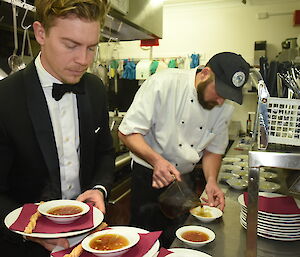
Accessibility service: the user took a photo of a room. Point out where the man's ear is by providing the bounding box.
[33,21,46,46]
[198,67,212,80]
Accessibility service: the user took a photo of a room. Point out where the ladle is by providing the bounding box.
[8,4,26,73]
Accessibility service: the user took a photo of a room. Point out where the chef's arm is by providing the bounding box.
[118,132,181,188]
[201,150,225,210]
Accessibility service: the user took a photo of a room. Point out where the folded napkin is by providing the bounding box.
[51,231,162,257]
[9,203,94,233]
[243,192,300,214]
[157,247,174,257]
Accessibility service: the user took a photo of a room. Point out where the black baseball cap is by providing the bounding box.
[206,52,250,105]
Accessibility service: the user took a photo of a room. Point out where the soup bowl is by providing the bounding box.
[190,205,223,223]
[176,225,215,248]
[38,199,90,224]
[82,228,140,257]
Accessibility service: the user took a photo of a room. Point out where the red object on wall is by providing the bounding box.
[294,10,300,26]
[140,39,159,47]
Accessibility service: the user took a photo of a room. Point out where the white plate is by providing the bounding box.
[240,212,300,233]
[240,208,300,225]
[4,206,103,238]
[168,248,212,257]
[52,226,161,257]
[240,217,300,239]
[237,193,300,217]
[240,219,300,241]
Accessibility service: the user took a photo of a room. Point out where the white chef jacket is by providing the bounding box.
[119,67,234,174]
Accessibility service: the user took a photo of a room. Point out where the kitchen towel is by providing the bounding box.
[9,203,94,233]
[51,231,162,257]
[243,192,300,214]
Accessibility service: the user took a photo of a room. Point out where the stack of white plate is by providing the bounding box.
[238,192,300,241]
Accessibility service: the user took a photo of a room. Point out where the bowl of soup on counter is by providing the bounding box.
[38,199,90,224]
[190,205,223,223]
[176,225,215,247]
[82,228,140,257]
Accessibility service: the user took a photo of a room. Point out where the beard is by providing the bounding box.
[196,80,219,110]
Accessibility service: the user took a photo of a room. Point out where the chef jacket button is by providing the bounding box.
[200,126,203,130]
[68,184,72,190]
[191,144,194,147]
[175,163,178,167]
[67,161,72,165]
[192,163,195,165]
[179,144,182,147]
[64,137,69,142]
[191,99,194,103]
[181,121,184,124]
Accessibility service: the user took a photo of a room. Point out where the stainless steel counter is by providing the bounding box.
[170,138,300,257]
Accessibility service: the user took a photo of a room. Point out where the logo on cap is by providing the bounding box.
[232,71,246,88]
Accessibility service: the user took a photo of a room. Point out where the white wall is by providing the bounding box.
[99,1,300,133]
[100,1,300,63]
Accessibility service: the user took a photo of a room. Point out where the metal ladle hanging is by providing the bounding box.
[8,4,26,73]
[21,8,33,62]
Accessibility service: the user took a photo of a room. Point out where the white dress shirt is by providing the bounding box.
[35,54,81,199]
[119,67,234,174]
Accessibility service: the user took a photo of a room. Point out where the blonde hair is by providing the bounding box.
[34,0,109,32]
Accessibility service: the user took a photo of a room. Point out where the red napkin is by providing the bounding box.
[243,192,300,214]
[157,247,173,257]
[9,203,94,233]
[51,231,162,257]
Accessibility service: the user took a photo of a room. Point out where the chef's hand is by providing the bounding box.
[202,180,225,211]
[152,158,181,188]
[76,189,106,214]
[26,237,69,251]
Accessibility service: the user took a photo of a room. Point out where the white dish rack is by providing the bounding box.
[261,97,300,146]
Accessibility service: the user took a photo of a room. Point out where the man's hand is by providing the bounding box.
[76,189,106,214]
[152,158,181,188]
[202,180,225,211]
[26,237,69,251]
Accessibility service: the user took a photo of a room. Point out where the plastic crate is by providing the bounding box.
[266,97,300,146]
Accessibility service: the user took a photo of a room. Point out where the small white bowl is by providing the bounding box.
[176,225,215,248]
[259,181,280,192]
[231,169,248,177]
[260,171,278,179]
[222,157,241,163]
[38,199,89,224]
[218,172,239,182]
[227,178,248,190]
[220,165,242,172]
[233,161,248,168]
[82,228,140,257]
[190,205,223,223]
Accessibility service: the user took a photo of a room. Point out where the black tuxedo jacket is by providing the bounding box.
[0,61,115,249]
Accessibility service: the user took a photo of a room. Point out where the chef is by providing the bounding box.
[118,52,250,247]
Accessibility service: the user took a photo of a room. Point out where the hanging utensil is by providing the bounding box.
[8,4,26,73]
[21,8,32,62]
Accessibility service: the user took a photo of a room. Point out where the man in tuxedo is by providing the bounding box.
[0,0,115,256]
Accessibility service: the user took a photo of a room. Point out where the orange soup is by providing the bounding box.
[89,234,129,251]
[47,205,83,215]
[182,230,209,242]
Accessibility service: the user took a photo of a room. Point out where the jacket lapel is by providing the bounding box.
[23,62,61,197]
[76,79,94,183]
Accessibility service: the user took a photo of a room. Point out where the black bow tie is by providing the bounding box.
[52,82,85,101]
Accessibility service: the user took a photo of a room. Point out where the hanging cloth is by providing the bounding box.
[190,54,200,68]
[150,60,159,74]
[122,60,136,80]
[168,59,177,68]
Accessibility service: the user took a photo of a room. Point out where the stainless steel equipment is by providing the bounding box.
[277,38,299,63]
